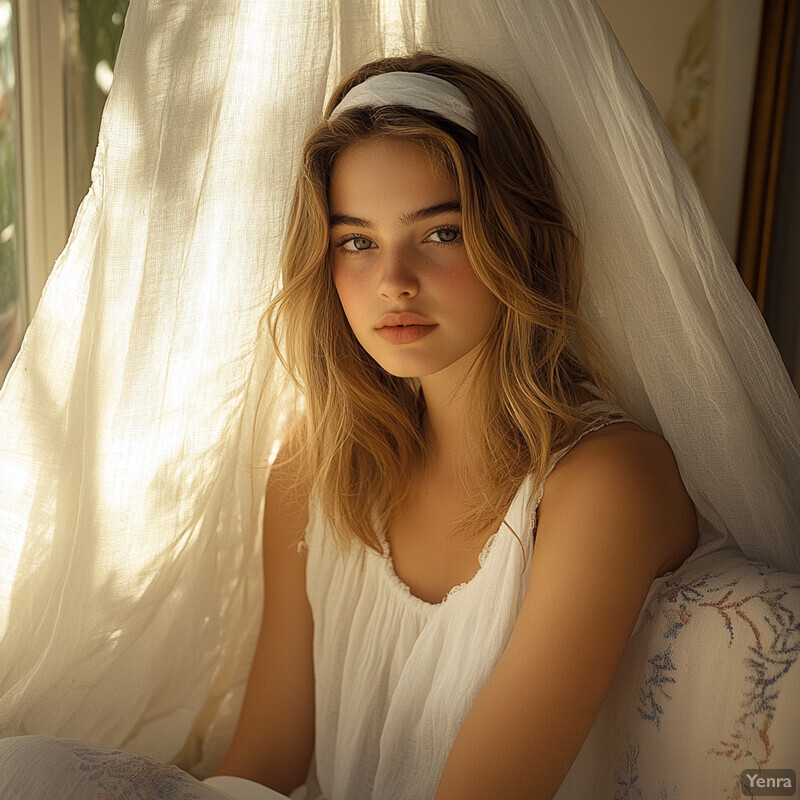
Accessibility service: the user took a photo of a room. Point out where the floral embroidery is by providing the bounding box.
[637,644,678,728]
[613,736,643,800]
[622,559,800,798]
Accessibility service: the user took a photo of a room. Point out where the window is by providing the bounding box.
[1,0,128,388]
[63,0,129,223]
[0,0,22,387]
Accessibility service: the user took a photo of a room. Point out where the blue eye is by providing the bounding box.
[428,226,462,245]
[338,236,373,251]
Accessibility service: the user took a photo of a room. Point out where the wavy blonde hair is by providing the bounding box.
[260,51,626,559]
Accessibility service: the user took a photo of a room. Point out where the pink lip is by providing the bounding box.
[377,311,436,328]
[376,324,437,344]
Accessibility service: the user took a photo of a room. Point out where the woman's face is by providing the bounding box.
[328,137,499,381]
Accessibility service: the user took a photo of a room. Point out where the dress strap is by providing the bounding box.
[578,398,641,428]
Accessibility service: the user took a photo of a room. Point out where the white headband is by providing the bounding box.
[328,71,479,135]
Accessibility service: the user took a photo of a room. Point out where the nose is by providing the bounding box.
[376,247,420,301]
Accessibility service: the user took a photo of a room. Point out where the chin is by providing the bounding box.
[373,363,423,380]
[360,342,467,381]
[365,353,430,380]
[376,360,455,381]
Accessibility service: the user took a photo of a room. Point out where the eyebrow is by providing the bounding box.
[329,200,462,229]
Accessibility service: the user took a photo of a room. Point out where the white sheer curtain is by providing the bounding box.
[1,0,798,780]
[0,0,329,772]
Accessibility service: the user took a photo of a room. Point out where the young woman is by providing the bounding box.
[0,45,706,800]
[205,51,700,800]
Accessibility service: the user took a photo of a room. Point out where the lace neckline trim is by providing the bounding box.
[374,480,529,612]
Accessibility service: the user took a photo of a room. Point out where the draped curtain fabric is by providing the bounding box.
[1,0,798,779]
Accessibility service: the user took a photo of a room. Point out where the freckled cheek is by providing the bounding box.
[433,263,498,320]
[332,268,372,327]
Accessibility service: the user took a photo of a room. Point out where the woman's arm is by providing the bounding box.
[433,427,698,800]
[209,435,315,796]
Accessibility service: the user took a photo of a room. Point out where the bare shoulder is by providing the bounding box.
[546,421,674,483]
[548,420,684,488]
[539,421,699,577]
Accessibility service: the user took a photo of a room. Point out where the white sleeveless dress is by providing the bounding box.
[287,399,731,800]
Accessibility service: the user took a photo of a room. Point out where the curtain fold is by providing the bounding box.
[0,0,334,772]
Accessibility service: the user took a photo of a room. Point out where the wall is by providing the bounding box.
[595,0,763,259]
